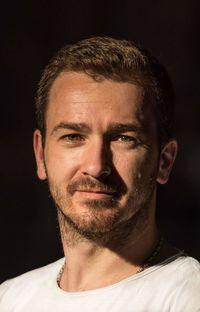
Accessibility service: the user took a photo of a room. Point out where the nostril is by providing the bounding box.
[100,167,111,177]
[82,165,111,179]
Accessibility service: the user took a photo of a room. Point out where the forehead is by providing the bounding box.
[46,72,154,133]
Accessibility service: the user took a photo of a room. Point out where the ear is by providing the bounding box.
[33,129,47,180]
[156,139,178,185]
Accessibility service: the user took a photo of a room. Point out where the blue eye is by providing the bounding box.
[60,133,84,142]
[113,135,139,148]
[116,135,137,143]
[117,135,134,142]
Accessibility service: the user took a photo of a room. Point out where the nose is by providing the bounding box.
[81,138,111,179]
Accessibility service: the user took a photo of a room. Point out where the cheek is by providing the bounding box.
[137,151,159,184]
[113,151,144,184]
[44,145,82,182]
[114,149,158,188]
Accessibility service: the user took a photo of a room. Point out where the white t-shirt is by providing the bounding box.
[0,254,200,312]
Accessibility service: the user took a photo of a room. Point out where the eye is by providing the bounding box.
[117,135,134,142]
[116,135,137,142]
[60,133,85,143]
[113,135,139,147]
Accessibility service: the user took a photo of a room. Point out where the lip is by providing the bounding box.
[75,190,116,199]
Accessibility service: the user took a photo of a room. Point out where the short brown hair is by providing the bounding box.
[35,36,175,145]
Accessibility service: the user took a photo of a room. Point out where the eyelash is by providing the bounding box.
[60,133,85,142]
[59,133,139,147]
[114,135,137,142]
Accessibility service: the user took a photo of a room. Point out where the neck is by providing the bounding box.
[59,219,160,292]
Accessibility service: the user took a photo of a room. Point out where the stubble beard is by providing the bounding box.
[47,175,157,248]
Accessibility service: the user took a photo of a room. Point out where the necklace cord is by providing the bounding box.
[57,235,165,285]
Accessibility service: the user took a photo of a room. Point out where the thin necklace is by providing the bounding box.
[136,235,164,274]
[57,261,65,287]
[57,236,165,286]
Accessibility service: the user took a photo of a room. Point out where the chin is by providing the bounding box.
[62,205,123,236]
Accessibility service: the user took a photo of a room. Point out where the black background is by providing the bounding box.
[1,0,200,283]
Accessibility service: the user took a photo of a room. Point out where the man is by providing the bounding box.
[0,37,199,311]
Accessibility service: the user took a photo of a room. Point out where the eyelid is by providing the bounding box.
[57,132,149,149]
[110,134,139,147]
[118,134,136,139]
[111,134,137,141]
[112,134,149,149]
[59,133,85,141]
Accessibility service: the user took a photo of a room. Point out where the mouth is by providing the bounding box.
[75,190,118,200]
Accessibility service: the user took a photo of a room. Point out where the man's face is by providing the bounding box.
[34,72,165,239]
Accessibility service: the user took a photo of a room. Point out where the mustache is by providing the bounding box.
[67,177,122,196]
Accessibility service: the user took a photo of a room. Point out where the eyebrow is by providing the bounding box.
[51,122,91,136]
[51,122,142,136]
[107,123,142,133]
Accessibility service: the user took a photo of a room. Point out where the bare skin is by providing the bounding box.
[34,72,178,292]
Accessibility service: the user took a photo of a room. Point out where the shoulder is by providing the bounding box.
[0,258,64,304]
[162,255,200,311]
[157,254,200,285]
[168,255,200,277]
[136,255,200,311]
[174,256,200,289]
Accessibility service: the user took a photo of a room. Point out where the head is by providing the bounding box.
[34,37,177,244]
[35,37,175,147]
